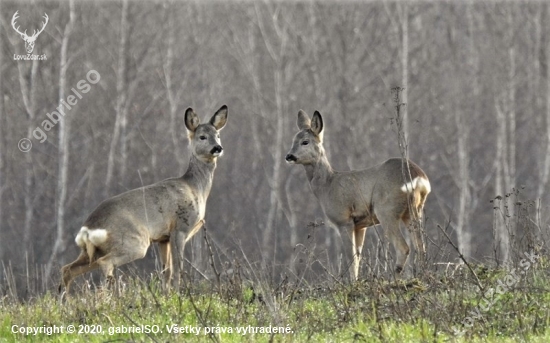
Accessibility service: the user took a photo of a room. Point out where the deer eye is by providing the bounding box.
[199,135,207,140]
[301,140,309,146]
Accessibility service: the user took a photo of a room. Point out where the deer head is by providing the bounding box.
[11,11,49,54]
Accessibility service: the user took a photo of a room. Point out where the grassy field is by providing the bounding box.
[1,255,550,343]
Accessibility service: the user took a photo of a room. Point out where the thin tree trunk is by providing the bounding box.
[165,0,185,173]
[45,0,76,277]
[106,0,129,194]
[263,66,285,252]
[455,109,470,259]
[505,5,516,192]
[454,3,479,260]
[539,5,550,202]
[494,102,510,265]
[0,0,4,260]
[16,59,39,250]
[253,2,288,254]
[400,3,409,141]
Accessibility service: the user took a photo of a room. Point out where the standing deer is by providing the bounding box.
[285,110,430,280]
[60,105,228,292]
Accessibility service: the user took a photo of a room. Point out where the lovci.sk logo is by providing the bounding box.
[11,11,48,60]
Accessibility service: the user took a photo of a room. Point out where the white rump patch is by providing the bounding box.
[401,177,431,193]
[75,226,108,248]
[88,229,108,246]
[75,226,88,247]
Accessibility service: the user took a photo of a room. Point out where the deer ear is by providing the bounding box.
[210,105,228,131]
[297,110,310,130]
[185,108,200,132]
[311,111,324,138]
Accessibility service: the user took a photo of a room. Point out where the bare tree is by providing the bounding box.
[105,0,159,195]
[505,5,517,193]
[16,60,39,250]
[0,0,4,260]
[46,0,76,278]
[399,3,409,141]
[383,2,410,146]
[163,0,185,173]
[105,0,130,195]
[539,5,550,205]
[246,2,293,255]
[492,4,518,265]
[453,3,479,260]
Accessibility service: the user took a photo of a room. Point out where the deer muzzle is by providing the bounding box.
[211,145,223,156]
[285,154,297,163]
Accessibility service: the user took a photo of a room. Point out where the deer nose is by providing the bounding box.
[211,145,223,155]
[285,154,297,162]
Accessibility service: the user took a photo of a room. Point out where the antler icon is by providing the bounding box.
[11,11,49,54]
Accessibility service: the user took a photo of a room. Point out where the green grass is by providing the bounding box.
[1,264,550,342]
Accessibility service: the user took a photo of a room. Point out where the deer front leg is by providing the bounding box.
[342,223,360,281]
[159,241,172,291]
[170,231,187,290]
[353,227,367,280]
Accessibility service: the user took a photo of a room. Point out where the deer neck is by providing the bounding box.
[304,150,333,190]
[182,154,216,195]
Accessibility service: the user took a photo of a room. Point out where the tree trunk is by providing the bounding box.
[454,3,480,260]
[105,0,129,194]
[400,3,409,141]
[165,0,185,173]
[494,102,510,265]
[0,0,4,260]
[45,0,76,277]
[16,59,39,251]
[539,5,550,202]
[505,5,516,192]
[253,2,289,256]
[263,65,285,254]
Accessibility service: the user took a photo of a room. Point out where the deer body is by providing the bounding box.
[286,110,430,280]
[61,106,228,292]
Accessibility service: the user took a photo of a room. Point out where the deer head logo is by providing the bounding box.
[11,11,49,54]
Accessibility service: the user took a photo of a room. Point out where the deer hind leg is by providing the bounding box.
[377,210,409,274]
[95,241,148,290]
[60,251,100,293]
[159,240,172,291]
[404,193,427,263]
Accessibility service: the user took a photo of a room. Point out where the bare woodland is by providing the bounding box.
[0,0,548,292]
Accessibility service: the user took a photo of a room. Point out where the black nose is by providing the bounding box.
[285,154,297,162]
[211,145,223,154]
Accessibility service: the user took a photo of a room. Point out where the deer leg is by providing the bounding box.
[170,230,187,290]
[404,215,426,264]
[377,210,409,274]
[343,223,362,281]
[96,242,148,290]
[159,241,172,291]
[353,227,367,280]
[60,251,99,293]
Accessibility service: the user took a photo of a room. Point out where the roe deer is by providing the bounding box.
[60,105,228,292]
[285,110,430,280]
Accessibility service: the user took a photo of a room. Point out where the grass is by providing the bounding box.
[1,186,548,342]
[1,258,550,342]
